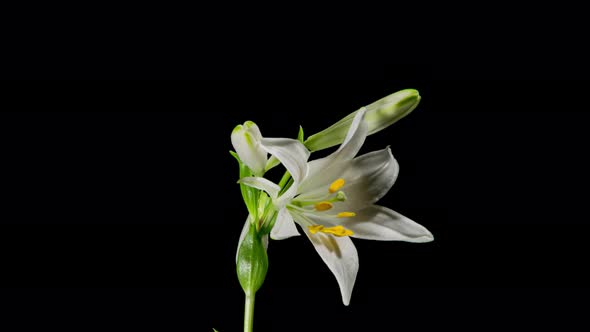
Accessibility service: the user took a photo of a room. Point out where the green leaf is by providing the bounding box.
[213,329,219,332]
[237,223,268,296]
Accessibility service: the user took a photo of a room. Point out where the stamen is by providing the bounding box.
[329,178,345,193]
[337,212,356,218]
[323,225,354,236]
[308,225,324,234]
[314,201,333,211]
[307,225,354,237]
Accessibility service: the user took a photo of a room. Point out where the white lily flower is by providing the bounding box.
[240,108,433,306]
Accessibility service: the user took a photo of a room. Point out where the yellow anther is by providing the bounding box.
[329,178,345,193]
[308,225,354,237]
[308,225,324,234]
[314,201,333,211]
[337,212,356,218]
[322,225,354,237]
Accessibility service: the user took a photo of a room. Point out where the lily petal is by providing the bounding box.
[302,226,359,306]
[332,107,369,160]
[260,137,310,205]
[231,122,267,176]
[297,147,398,208]
[239,176,281,200]
[336,147,398,212]
[299,108,368,194]
[271,208,300,240]
[260,137,310,183]
[341,205,434,242]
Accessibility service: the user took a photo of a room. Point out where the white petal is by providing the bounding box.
[260,137,310,204]
[335,107,369,159]
[299,109,368,194]
[246,121,263,141]
[297,147,398,208]
[231,122,267,176]
[270,208,300,240]
[341,205,434,242]
[338,147,399,212]
[239,176,281,199]
[302,226,359,306]
[260,137,310,183]
[236,215,268,262]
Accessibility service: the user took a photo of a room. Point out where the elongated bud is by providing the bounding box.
[231,121,268,176]
[304,89,421,152]
[236,223,269,296]
[364,89,421,134]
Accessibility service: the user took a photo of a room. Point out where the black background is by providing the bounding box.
[2,79,589,331]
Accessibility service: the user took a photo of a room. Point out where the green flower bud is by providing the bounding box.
[304,89,421,152]
[236,223,269,296]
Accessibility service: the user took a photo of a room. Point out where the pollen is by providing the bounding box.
[308,225,353,237]
[314,201,333,211]
[337,212,356,218]
[329,178,345,193]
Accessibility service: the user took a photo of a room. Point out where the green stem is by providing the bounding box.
[277,170,292,189]
[244,293,255,332]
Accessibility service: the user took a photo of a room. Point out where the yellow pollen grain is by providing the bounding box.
[314,201,333,211]
[337,212,356,218]
[329,178,345,193]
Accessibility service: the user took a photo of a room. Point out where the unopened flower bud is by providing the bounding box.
[304,89,421,152]
[231,121,267,176]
